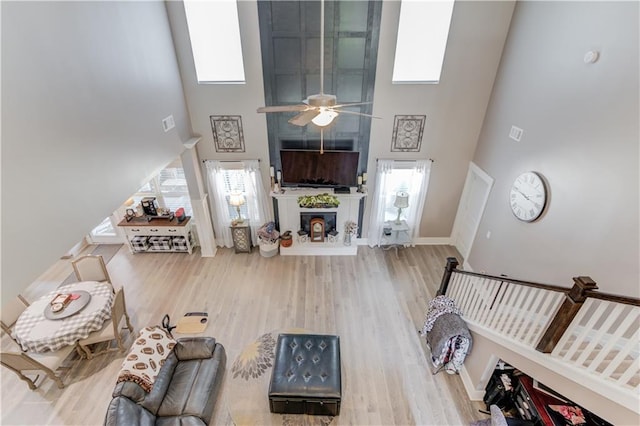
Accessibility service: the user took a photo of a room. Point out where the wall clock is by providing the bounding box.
[509,171,548,222]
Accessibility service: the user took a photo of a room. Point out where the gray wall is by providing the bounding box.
[469,1,639,297]
[166,0,515,240]
[368,0,515,238]
[1,1,191,300]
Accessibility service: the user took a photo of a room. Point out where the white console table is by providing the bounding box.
[272,188,366,256]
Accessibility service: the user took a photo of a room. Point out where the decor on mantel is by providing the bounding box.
[344,220,358,246]
[210,115,245,152]
[297,194,340,209]
[391,115,425,152]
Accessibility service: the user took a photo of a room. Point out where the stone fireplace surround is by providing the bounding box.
[272,188,366,256]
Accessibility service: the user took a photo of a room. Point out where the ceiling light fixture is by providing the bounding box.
[311,108,338,127]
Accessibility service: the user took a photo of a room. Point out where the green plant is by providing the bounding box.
[297,193,340,208]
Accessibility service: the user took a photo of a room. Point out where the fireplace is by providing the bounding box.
[300,212,337,236]
[271,188,366,255]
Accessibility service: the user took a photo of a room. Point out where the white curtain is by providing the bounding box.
[367,159,432,247]
[367,159,394,247]
[205,160,272,248]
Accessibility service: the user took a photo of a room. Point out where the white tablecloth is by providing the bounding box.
[13,281,114,353]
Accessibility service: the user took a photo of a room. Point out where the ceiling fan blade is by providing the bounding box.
[332,109,381,119]
[288,109,321,127]
[332,101,373,108]
[257,104,309,113]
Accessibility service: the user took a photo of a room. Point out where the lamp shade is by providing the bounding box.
[229,192,245,207]
[394,192,409,208]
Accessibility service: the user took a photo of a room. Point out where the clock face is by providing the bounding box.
[509,171,547,222]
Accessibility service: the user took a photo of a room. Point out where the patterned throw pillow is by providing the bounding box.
[117,326,176,392]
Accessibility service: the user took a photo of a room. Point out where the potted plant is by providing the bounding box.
[257,221,280,257]
[297,193,340,208]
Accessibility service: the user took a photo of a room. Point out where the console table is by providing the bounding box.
[118,217,195,254]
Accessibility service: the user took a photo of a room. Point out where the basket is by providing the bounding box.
[259,240,279,257]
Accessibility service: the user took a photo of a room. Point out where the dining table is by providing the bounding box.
[12,281,114,353]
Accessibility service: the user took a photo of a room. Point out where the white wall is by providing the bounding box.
[1,1,191,300]
[469,1,639,297]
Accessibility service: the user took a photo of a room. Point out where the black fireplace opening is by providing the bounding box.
[300,212,337,236]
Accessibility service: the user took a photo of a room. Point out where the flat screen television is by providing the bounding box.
[280,149,359,188]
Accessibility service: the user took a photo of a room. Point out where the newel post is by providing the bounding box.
[437,257,459,296]
[535,276,598,353]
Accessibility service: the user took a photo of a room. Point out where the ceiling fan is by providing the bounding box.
[256,0,379,153]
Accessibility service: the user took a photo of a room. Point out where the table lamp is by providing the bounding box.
[394,191,409,224]
[229,192,245,223]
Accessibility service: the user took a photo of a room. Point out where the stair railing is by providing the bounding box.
[437,257,640,397]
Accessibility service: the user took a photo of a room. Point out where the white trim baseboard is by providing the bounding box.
[414,237,452,245]
[460,365,485,401]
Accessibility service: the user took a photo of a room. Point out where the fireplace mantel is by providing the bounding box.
[272,188,366,256]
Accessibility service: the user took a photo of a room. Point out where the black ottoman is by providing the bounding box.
[268,333,341,416]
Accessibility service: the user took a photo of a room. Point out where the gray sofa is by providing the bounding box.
[104,337,226,426]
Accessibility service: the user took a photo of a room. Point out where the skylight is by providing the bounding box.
[392,0,455,84]
[183,0,245,84]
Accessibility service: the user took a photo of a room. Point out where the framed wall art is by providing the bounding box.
[391,115,426,152]
[210,115,245,152]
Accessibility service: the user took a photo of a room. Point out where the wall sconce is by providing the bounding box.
[229,191,245,223]
[394,191,409,224]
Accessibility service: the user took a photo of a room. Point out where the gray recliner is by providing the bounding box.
[104,337,226,426]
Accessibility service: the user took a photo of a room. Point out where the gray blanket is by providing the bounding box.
[426,312,472,360]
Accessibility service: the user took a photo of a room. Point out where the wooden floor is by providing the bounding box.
[1,243,486,425]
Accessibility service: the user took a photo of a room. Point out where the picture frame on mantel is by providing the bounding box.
[391,115,425,152]
[210,115,245,152]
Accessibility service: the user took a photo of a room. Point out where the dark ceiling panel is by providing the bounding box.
[259,0,382,174]
[337,38,366,69]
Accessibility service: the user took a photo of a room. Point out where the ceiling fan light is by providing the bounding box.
[312,109,338,127]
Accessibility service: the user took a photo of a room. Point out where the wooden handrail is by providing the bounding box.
[437,257,569,295]
[437,258,640,354]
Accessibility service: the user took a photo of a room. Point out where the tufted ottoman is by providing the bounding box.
[268,333,341,416]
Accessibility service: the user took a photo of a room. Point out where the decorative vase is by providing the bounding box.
[344,233,351,246]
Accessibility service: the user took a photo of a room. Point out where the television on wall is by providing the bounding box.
[280,149,359,188]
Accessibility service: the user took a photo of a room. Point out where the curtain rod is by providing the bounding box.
[202,159,261,163]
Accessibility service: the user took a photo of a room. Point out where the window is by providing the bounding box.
[132,166,193,216]
[382,168,414,222]
[392,0,455,83]
[220,168,249,221]
[205,160,271,248]
[183,0,245,83]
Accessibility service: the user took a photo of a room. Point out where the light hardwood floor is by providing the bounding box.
[1,244,486,425]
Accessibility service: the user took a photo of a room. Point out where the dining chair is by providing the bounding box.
[77,287,133,359]
[1,296,30,341]
[0,344,75,390]
[71,254,112,284]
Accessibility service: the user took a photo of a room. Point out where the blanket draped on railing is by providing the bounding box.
[420,295,472,374]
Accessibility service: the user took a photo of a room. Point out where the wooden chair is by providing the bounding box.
[71,254,112,284]
[77,287,133,359]
[1,296,30,341]
[0,344,75,390]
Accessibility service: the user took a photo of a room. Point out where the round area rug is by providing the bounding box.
[228,329,334,426]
